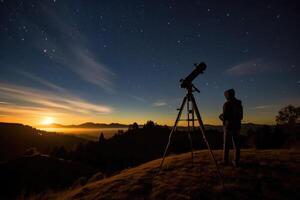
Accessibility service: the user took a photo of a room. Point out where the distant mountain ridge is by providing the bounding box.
[50,122,129,128]
[49,122,266,131]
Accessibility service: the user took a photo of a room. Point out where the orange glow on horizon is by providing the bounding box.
[0,113,276,128]
[40,117,55,125]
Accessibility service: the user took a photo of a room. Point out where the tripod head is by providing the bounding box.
[180,62,206,93]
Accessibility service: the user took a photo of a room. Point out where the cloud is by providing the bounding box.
[0,101,10,105]
[0,83,113,119]
[153,100,168,107]
[129,95,147,103]
[251,105,274,110]
[16,70,67,93]
[30,4,116,93]
[226,58,282,76]
[51,46,116,93]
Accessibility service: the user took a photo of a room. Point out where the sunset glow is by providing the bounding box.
[41,117,55,125]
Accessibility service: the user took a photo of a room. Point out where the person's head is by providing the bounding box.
[224,89,235,100]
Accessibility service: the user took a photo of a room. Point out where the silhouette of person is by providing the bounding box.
[219,89,243,167]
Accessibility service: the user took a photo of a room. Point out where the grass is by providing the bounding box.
[32,149,300,200]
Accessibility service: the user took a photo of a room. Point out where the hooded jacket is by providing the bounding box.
[222,98,243,130]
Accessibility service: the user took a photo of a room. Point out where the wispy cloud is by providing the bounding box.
[16,70,67,93]
[30,4,116,93]
[50,45,115,93]
[0,83,113,119]
[129,95,147,103]
[0,101,11,105]
[226,58,282,76]
[153,100,168,107]
[251,105,274,110]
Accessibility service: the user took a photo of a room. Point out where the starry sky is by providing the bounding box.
[0,0,299,126]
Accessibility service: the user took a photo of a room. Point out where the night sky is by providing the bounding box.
[0,0,299,126]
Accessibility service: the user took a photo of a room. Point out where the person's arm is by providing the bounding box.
[240,102,243,120]
[223,102,230,120]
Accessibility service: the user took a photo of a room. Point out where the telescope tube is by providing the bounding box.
[180,62,206,88]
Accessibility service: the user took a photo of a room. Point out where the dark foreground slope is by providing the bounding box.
[37,149,300,200]
[0,154,96,199]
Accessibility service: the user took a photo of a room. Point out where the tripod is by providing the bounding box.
[158,84,224,188]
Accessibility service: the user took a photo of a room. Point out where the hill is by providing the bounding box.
[38,149,300,200]
[0,153,96,199]
[0,123,87,162]
[55,122,293,176]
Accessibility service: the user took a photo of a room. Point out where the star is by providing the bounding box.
[176,40,184,47]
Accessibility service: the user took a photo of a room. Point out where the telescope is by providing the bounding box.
[158,61,224,188]
[180,62,206,89]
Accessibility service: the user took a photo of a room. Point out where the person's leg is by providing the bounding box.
[232,130,240,166]
[223,128,230,164]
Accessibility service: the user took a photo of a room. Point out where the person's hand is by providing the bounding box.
[219,114,224,121]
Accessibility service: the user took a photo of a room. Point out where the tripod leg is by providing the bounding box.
[192,105,195,131]
[190,95,225,188]
[187,98,194,165]
[158,96,187,173]
[188,132,194,165]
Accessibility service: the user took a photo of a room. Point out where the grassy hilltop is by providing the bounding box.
[35,149,300,200]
